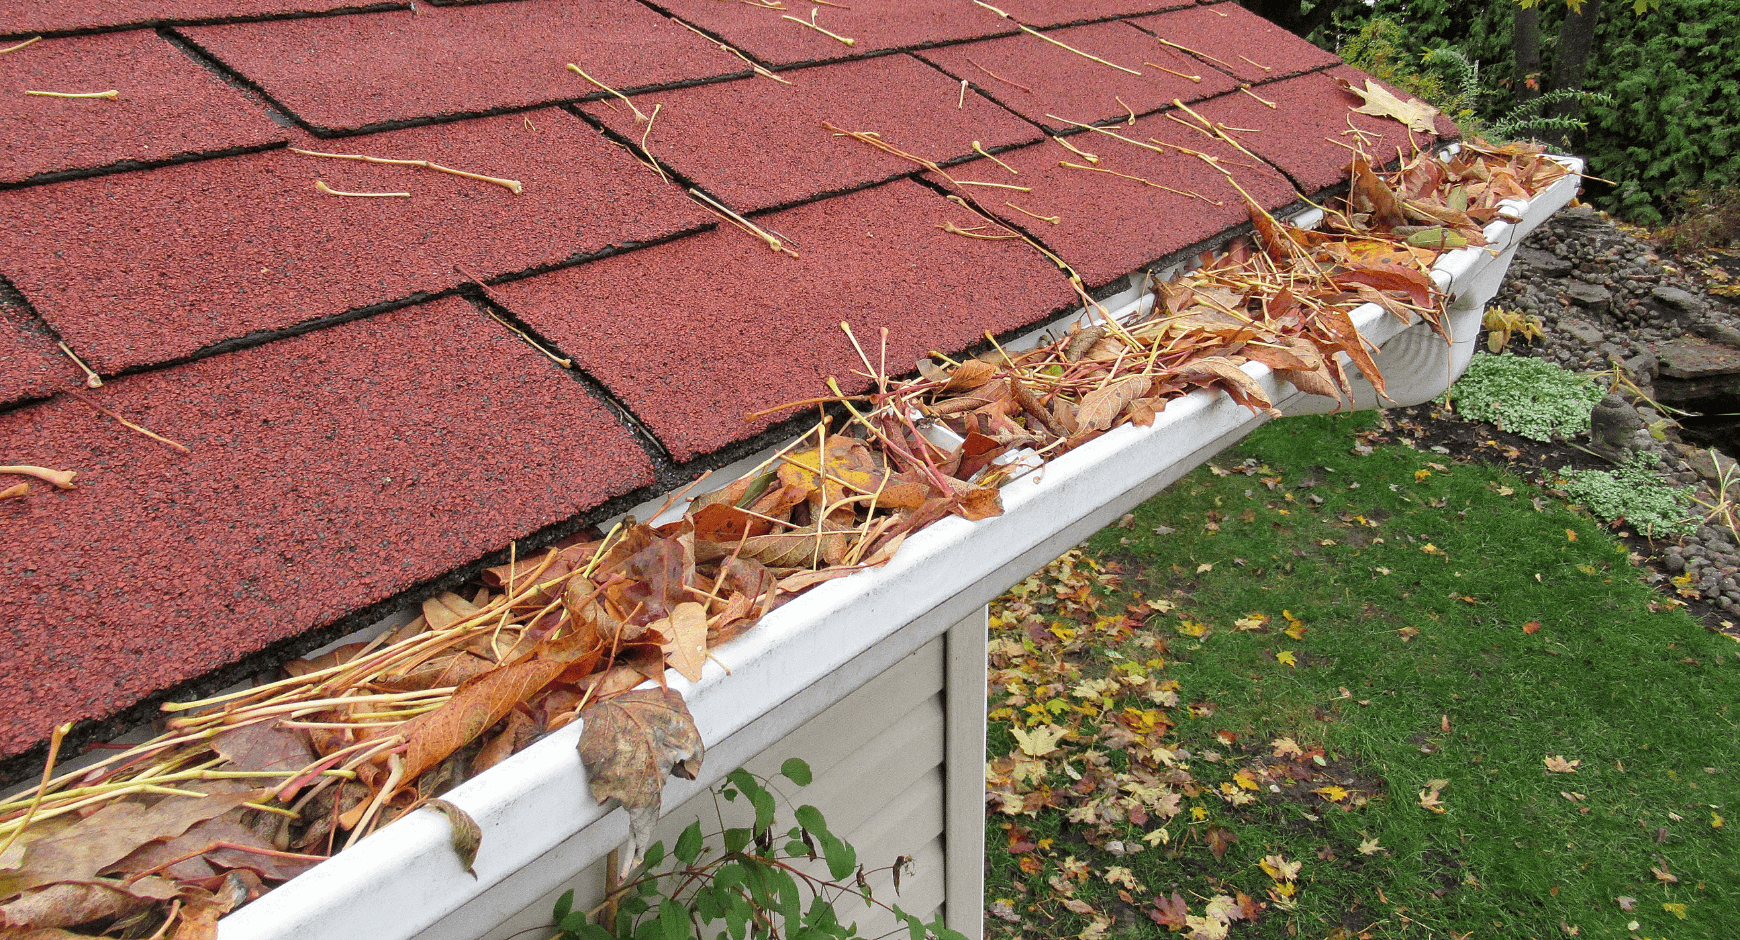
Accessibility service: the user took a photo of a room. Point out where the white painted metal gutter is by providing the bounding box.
[216,156,1583,940]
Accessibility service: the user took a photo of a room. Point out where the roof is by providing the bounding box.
[0,0,1451,769]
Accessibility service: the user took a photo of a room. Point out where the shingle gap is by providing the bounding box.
[0,3,407,42]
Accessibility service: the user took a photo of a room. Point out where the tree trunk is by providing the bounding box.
[1546,0,1602,119]
[1515,4,1542,105]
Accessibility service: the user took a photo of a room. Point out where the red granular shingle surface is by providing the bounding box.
[996,0,1194,27]
[917,21,1238,133]
[1191,66,1456,194]
[181,0,741,134]
[946,111,1298,289]
[1128,3,1341,84]
[0,31,284,186]
[0,298,652,759]
[0,0,389,36]
[492,180,1077,462]
[0,110,712,374]
[582,55,1042,215]
[0,292,80,406]
[648,0,1016,68]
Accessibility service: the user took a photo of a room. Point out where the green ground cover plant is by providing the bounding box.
[984,413,1739,940]
[1448,352,1605,441]
[1557,455,1699,537]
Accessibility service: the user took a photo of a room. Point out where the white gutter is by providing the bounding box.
[216,156,1583,940]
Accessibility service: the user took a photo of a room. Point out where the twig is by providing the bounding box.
[957,79,967,109]
[1018,25,1140,75]
[1239,54,1272,72]
[0,36,42,55]
[782,9,856,46]
[290,148,522,194]
[966,57,1033,93]
[1044,114,1166,155]
[452,263,573,366]
[671,19,794,84]
[0,722,70,863]
[1217,122,1260,134]
[1156,37,1235,70]
[67,392,190,454]
[688,188,799,257]
[638,102,669,184]
[1172,99,1268,167]
[956,179,1031,192]
[567,64,650,123]
[0,465,77,489]
[0,483,26,500]
[57,342,101,388]
[1058,161,1221,205]
[315,180,411,198]
[1004,201,1059,224]
[1144,61,1201,83]
[1051,134,1098,164]
[1238,84,1278,109]
[1114,96,1138,125]
[937,222,1019,240]
[973,141,1017,174]
[25,89,117,99]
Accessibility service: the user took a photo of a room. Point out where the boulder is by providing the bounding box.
[1563,281,1612,315]
[1559,316,1606,345]
[1692,320,1740,350]
[1653,336,1740,404]
[1514,246,1573,278]
[1648,285,1705,325]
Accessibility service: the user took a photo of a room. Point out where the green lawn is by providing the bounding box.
[984,413,1740,940]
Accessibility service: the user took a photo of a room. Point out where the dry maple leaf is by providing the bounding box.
[1544,755,1581,774]
[1334,76,1442,133]
[577,688,705,874]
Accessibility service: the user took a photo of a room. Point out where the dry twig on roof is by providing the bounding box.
[290,148,523,194]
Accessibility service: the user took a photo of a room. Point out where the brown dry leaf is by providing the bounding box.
[211,723,315,775]
[577,688,704,873]
[1174,357,1275,415]
[0,879,175,930]
[399,659,565,781]
[468,709,536,777]
[1335,76,1442,133]
[423,799,483,878]
[737,528,852,569]
[422,591,484,631]
[658,602,709,682]
[1077,377,1152,432]
[1544,755,1581,774]
[941,358,998,393]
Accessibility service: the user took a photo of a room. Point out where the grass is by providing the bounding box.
[984,412,1740,940]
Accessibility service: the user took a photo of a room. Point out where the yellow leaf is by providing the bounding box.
[1415,469,1431,483]
[1314,785,1350,802]
[1270,736,1303,759]
[1566,528,1578,542]
[1196,562,1214,574]
[1358,836,1383,855]
[1011,724,1065,757]
[1714,812,1726,828]
[1190,806,1208,821]
[1175,620,1209,638]
[1664,902,1689,920]
[1259,854,1302,882]
[1544,755,1581,774]
[1276,650,1298,667]
[1234,769,1260,791]
[1284,620,1308,640]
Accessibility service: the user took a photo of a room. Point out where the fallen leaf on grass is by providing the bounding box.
[1270,737,1303,759]
[1664,902,1689,919]
[1522,620,1542,634]
[1418,780,1448,814]
[1358,836,1384,856]
[1651,863,1678,883]
[577,688,704,875]
[1275,650,1297,667]
[1313,785,1349,802]
[1259,854,1300,882]
[1012,724,1065,757]
[1544,755,1580,774]
[1616,896,1637,912]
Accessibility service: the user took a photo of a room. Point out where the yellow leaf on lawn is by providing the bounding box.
[1176,620,1209,638]
[1012,724,1065,757]
[1664,902,1689,920]
[1314,785,1349,802]
[1714,812,1726,828]
[1566,528,1578,542]
[1276,650,1298,667]
[1544,755,1581,774]
[1358,836,1383,855]
[1270,737,1303,759]
[1415,469,1431,483]
[1234,769,1260,791]
[1259,854,1302,882]
[1284,620,1308,640]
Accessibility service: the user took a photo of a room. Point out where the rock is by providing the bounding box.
[1625,349,1659,379]
[1563,281,1613,315]
[1653,336,1740,405]
[1678,445,1740,490]
[1589,394,1646,460]
[1560,317,1606,345]
[1649,285,1705,324]
[1692,321,1740,350]
[1514,246,1573,277]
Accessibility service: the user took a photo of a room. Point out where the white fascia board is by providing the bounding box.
[217,155,1584,940]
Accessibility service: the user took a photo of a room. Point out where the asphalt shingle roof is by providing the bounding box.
[0,0,1452,765]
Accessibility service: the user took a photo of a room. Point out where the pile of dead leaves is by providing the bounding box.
[0,139,1572,939]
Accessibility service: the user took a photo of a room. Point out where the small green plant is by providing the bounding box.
[551,759,961,940]
[1448,353,1605,441]
[1556,453,1697,536]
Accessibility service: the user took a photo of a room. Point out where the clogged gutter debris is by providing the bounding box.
[0,136,1573,938]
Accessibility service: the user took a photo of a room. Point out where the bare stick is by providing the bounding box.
[638,102,669,184]
[688,188,798,257]
[1058,161,1221,205]
[957,79,967,109]
[1156,37,1234,70]
[25,89,117,99]
[316,180,410,198]
[937,222,1019,241]
[67,392,190,454]
[0,483,26,500]
[1004,201,1059,224]
[567,64,650,123]
[782,9,856,46]
[0,722,71,862]
[57,342,101,388]
[973,141,1017,174]
[1019,25,1139,74]
[290,148,522,194]
[671,19,794,85]
[1238,84,1278,109]
[0,36,42,55]
[1144,61,1200,83]
[1239,54,1272,72]
[1045,114,1166,155]
[966,57,1033,93]
[1173,98,1268,167]
[1051,134,1098,164]
[1218,122,1261,134]
[956,179,1031,192]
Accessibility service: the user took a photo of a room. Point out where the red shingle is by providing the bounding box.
[1189,66,1454,194]
[582,55,1042,215]
[0,0,390,36]
[996,0,1194,28]
[1128,3,1341,84]
[0,110,712,374]
[491,180,1077,462]
[0,297,652,759]
[944,110,1298,289]
[647,0,1016,68]
[916,21,1238,133]
[0,31,284,186]
[0,292,80,406]
[181,0,743,133]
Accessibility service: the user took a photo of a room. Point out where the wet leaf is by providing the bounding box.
[399,659,566,781]
[424,799,482,878]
